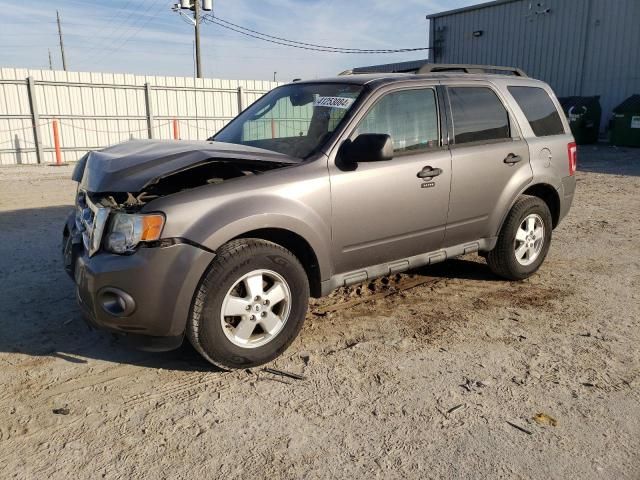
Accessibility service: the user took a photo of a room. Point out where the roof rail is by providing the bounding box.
[417,64,527,77]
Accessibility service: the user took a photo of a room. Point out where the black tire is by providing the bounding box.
[187,239,309,370]
[487,195,553,280]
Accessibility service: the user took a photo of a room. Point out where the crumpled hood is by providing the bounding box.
[73,139,300,193]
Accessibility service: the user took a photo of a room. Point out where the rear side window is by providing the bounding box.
[355,88,439,153]
[508,86,565,136]
[448,87,510,145]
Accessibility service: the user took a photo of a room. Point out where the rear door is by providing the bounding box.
[444,84,533,246]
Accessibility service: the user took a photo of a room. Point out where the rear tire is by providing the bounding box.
[487,195,552,280]
[187,239,309,370]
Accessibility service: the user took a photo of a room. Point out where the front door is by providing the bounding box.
[329,86,452,274]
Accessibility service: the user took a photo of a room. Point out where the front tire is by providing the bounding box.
[188,239,309,369]
[487,195,553,280]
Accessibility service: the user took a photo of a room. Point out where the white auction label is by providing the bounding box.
[313,96,354,109]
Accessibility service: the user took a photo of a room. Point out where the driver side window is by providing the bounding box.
[354,88,439,154]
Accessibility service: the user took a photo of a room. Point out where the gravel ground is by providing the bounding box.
[0,145,639,479]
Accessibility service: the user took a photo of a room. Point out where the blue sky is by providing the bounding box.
[0,0,478,81]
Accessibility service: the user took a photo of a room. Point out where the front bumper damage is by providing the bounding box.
[63,212,215,351]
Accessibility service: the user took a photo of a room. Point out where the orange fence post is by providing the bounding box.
[52,119,63,166]
[173,119,180,140]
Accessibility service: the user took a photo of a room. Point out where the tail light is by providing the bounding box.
[568,142,577,176]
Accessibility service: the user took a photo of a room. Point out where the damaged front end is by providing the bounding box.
[75,190,112,256]
[62,139,300,345]
[69,139,298,258]
[73,139,299,193]
[74,191,164,256]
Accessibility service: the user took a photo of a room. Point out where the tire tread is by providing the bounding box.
[187,238,307,370]
[487,194,551,280]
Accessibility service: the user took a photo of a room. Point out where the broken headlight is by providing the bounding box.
[104,213,165,254]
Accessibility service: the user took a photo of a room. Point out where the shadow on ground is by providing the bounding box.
[417,257,501,281]
[578,144,640,176]
[0,205,217,372]
[0,205,502,372]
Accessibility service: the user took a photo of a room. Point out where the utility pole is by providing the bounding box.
[48,49,53,70]
[273,71,277,82]
[174,1,212,78]
[56,10,67,71]
[194,0,202,78]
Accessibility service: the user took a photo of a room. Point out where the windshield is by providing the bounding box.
[213,82,363,159]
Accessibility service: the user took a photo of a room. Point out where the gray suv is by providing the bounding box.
[63,65,576,369]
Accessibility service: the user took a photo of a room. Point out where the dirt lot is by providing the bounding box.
[0,145,639,479]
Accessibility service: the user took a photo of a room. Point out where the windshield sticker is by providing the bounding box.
[314,96,355,109]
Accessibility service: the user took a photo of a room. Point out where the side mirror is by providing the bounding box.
[340,133,394,164]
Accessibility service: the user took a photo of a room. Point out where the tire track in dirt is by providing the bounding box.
[40,364,142,400]
[310,274,441,315]
[123,369,253,409]
[0,371,244,471]
[0,417,85,467]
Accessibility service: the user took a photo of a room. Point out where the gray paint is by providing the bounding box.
[71,228,216,337]
[67,73,576,342]
[428,0,640,130]
[149,73,574,287]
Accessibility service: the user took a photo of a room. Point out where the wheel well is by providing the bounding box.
[233,228,322,298]
[522,184,560,228]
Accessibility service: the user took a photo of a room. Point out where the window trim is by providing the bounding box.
[346,85,446,158]
[444,84,521,150]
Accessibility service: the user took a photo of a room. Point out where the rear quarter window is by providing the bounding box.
[508,86,566,137]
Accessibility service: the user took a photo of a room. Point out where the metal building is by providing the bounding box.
[351,59,430,74]
[427,0,640,130]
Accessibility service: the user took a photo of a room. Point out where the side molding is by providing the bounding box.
[320,237,497,296]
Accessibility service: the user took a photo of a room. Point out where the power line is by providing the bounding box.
[71,0,161,63]
[205,17,428,53]
[0,20,58,25]
[206,15,419,53]
[72,0,156,47]
[203,14,431,54]
[73,0,169,66]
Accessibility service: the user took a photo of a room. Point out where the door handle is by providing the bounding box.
[504,153,523,164]
[417,166,443,179]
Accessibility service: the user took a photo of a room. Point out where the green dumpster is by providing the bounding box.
[610,94,640,147]
[559,96,601,144]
